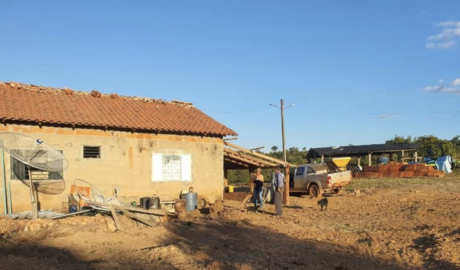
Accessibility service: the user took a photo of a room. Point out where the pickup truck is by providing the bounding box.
[290,163,352,198]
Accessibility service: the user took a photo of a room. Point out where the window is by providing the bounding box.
[10,150,63,181]
[83,146,101,159]
[152,153,191,182]
[307,167,315,174]
[296,167,305,176]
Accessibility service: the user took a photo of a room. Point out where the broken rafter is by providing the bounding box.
[224,141,296,167]
[224,158,249,168]
[224,149,277,167]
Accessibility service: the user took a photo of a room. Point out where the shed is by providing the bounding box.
[306,143,420,166]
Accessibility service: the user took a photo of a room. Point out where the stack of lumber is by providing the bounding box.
[353,163,445,179]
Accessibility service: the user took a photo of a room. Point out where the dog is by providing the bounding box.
[317,198,328,211]
[354,188,361,197]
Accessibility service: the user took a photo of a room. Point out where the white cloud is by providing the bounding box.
[438,79,444,84]
[451,78,460,86]
[422,78,460,94]
[438,41,457,48]
[426,20,460,49]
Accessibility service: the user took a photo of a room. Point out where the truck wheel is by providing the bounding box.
[308,184,320,198]
[331,188,343,195]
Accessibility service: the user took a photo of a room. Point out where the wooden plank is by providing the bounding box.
[110,205,122,231]
[224,149,278,167]
[87,201,167,216]
[284,165,290,205]
[112,205,155,227]
[224,141,297,167]
[237,193,253,209]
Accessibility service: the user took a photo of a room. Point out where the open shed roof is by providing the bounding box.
[223,141,297,170]
[306,143,420,159]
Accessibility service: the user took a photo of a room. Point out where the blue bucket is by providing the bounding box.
[181,187,197,211]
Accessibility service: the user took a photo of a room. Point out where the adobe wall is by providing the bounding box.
[0,124,224,213]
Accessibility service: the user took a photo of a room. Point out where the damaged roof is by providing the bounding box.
[0,81,237,137]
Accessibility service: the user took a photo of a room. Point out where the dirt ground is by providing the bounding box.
[1,175,460,270]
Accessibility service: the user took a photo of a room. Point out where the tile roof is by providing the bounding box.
[306,143,420,158]
[0,81,237,136]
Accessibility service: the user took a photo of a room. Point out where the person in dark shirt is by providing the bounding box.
[273,166,285,216]
[252,167,265,211]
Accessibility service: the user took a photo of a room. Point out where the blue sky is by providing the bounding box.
[0,1,459,151]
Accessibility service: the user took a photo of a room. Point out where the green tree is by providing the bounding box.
[415,135,456,158]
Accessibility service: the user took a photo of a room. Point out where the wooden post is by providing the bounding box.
[110,205,122,231]
[249,168,254,194]
[321,155,324,163]
[29,170,38,220]
[224,170,228,189]
[368,153,372,166]
[401,150,405,162]
[414,151,418,163]
[358,157,361,166]
[283,165,290,205]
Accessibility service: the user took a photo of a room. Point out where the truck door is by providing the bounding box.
[293,166,305,189]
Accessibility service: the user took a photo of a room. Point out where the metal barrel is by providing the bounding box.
[182,192,197,211]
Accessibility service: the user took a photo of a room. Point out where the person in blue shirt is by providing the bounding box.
[252,167,265,211]
[273,166,285,216]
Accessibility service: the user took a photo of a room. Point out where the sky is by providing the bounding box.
[0,0,459,152]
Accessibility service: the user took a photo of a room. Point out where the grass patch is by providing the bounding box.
[347,170,460,190]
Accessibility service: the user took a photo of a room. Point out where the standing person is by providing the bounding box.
[273,166,285,216]
[252,168,264,211]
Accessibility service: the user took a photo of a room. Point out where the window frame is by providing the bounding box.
[82,145,102,159]
[152,153,192,182]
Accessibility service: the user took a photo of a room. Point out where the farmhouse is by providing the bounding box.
[0,81,237,212]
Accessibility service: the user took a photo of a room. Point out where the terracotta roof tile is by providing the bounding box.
[0,81,237,137]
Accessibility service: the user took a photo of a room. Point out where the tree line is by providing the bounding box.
[227,135,459,184]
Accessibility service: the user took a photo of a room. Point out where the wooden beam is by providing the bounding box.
[110,205,123,231]
[224,149,278,167]
[88,201,166,216]
[224,141,296,167]
[112,205,155,227]
[237,193,252,209]
[223,137,238,141]
[284,165,290,206]
[224,158,250,168]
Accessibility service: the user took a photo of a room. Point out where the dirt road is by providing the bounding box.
[1,175,459,270]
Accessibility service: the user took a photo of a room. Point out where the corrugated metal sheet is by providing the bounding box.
[306,143,419,159]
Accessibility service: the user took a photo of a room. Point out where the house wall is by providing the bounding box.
[0,124,224,213]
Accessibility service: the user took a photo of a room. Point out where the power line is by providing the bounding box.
[303,89,416,101]
[299,94,460,106]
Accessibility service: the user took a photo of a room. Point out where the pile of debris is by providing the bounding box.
[353,163,445,179]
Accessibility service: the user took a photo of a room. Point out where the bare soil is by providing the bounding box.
[1,175,460,270]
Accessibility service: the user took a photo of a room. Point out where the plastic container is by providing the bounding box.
[181,187,197,211]
[228,185,234,193]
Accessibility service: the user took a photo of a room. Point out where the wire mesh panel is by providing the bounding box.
[0,132,68,172]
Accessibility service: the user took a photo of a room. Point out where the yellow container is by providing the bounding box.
[332,157,352,168]
[228,185,234,193]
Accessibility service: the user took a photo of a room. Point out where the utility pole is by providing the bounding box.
[270,99,294,205]
[280,99,286,164]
